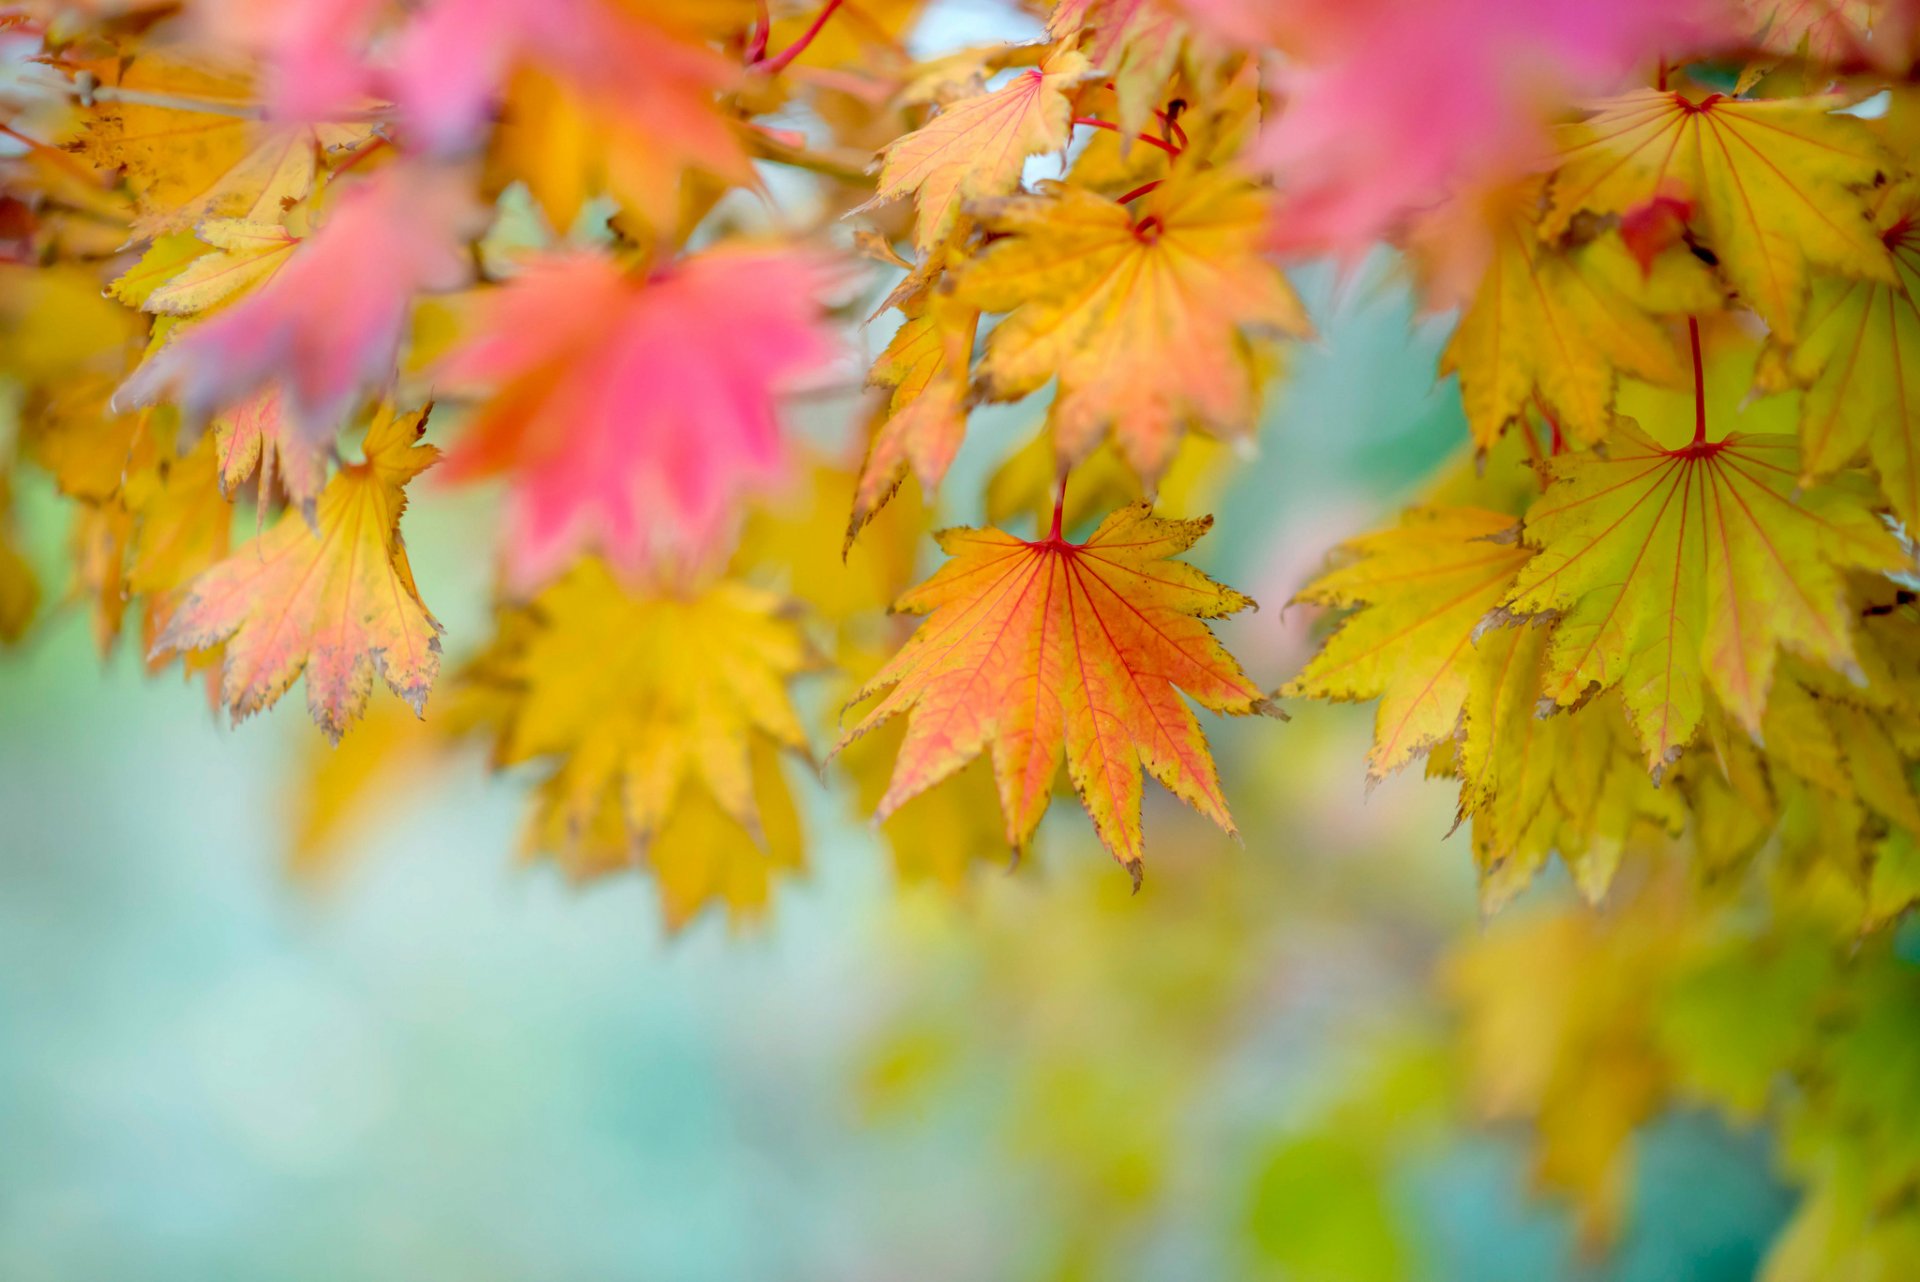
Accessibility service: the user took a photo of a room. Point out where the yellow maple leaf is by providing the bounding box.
[1546,88,1892,340]
[152,403,441,742]
[68,52,370,237]
[838,501,1273,883]
[1284,506,1535,779]
[957,164,1309,482]
[1768,180,1920,524]
[475,563,818,929]
[1441,180,1723,449]
[525,732,806,933]
[849,284,979,545]
[1503,417,1906,773]
[1453,627,1684,908]
[862,47,1090,253]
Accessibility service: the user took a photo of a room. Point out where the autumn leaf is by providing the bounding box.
[152,403,442,743]
[957,165,1309,482]
[1547,89,1893,340]
[1439,180,1722,449]
[1453,631,1684,908]
[848,270,979,545]
[862,47,1090,253]
[474,563,817,930]
[66,52,371,237]
[526,734,805,933]
[1767,179,1920,524]
[838,501,1273,883]
[1284,506,1535,779]
[1503,419,1907,772]
[439,245,838,590]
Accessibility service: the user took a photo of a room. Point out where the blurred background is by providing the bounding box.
[0,3,1812,1279]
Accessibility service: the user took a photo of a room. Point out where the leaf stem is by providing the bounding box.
[1531,393,1566,457]
[1049,470,1068,542]
[1518,410,1549,482]
[761,0,845,74]
[1687,315,1707,449]
[746,0,770,64]
[1070,116,1182,158]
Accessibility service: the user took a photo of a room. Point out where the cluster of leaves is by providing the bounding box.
[0,2,1910,898]
[5,0,1920,1268]
[0,0,1324,924]
[0,0,1914,913]
[1290,73,1920,925]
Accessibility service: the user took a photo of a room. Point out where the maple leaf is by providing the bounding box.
[152,403,442,743]
[1284,507,1536,779]
[1502,419,1908,772]
[117,165,480,438]
[1547,89,1893,340]
[437,245,839,591]
[1452,627,1684,907]
[66,52,372,236]
[862,47,1090,253]
[838,501,1273,883]
[957,165,1309,482]
[1437,181,1722,449]
[848,260,979,545]
[475,562,817,929]
[1767,180,1920,524]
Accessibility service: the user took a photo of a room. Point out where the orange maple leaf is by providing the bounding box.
[152,403,442,743]
[838,501,1274,883]
[861,47,1090,253]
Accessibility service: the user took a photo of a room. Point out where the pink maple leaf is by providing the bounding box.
[436,247,842,592]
